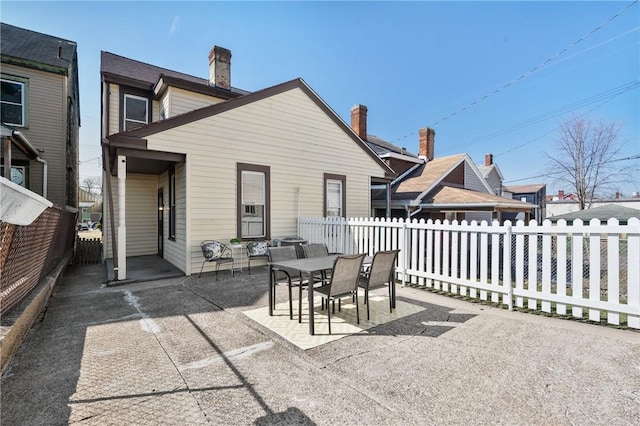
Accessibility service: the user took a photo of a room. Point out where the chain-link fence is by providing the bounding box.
[0,206,76,316]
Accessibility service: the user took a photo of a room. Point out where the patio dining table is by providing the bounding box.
[268,254,380,335]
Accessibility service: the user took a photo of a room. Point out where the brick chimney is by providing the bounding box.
[485,153,493,166]
[558,190,564,199]
[615,191,621,199]
[419,128,435,161]
[350,105,367,140]
[208,46,231,90]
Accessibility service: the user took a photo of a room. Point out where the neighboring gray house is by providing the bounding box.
[476,153,504,196]
[0,22,80,209]
[503,183,547,222]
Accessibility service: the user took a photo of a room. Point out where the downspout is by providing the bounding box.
[102,140,118,280]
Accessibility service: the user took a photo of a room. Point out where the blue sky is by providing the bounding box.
[2,1,639,196]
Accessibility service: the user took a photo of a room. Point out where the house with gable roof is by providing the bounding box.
[349,105,534,222]
[100,47,394,280]
[1,22,80,209]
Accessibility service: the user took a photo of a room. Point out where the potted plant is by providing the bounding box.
[229,237,242,245]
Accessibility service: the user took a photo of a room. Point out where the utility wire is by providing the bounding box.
[390,0,638,144]
[427,0,638,128]
[442,80,639,154]
[504,154,640,183]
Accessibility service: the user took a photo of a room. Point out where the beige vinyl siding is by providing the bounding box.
[145,87,386,274]
[167,87,225,117]
[159,92,170,120]
[108,83,119,136]
[2,64,67,205]
[103,173,158,258]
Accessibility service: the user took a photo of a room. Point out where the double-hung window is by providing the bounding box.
[1,76,27,127]
[237,163,270,239]
[324,173,346,217]
[123,94,148,130]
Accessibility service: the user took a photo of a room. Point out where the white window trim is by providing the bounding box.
[326,179,343,217]
[241,170,266,238]
[123,93,148,129]
[1,78,26,127]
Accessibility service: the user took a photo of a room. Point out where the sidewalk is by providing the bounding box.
[1,262,639,425]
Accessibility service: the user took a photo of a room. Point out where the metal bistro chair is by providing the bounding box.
[313,254,365,335]
[268,246,305,322]
[358,250,400,320]
[199,240,235,280]
[246,240,271,274]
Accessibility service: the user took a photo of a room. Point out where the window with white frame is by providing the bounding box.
[324,174,346,217]
[123,94,148,130]
[1,77,27,127]
[1,165,26,186]
[237,163,270,239]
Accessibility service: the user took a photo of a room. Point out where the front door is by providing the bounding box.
[158,189,164,256]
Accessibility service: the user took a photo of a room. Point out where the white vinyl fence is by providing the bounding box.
[298,216,640,329]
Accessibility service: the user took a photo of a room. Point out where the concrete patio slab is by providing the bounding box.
[1,263,639,425]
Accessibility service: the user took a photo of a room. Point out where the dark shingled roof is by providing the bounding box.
[100,51,249,95]
[1,22,76,71]
[548,204,640,223]
[365,134,418,158]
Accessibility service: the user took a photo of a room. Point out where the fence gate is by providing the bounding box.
[75,237,102,264]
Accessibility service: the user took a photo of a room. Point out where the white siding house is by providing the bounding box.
[101,48,393,280]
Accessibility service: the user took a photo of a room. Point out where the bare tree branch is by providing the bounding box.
[545,115,626,210]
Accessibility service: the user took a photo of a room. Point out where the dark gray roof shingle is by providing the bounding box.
[100,51,249,95]
[1,22,76,70]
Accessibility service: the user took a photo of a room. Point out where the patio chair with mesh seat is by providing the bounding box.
[313,253,365,334]
[246,240,271,274]
[358,249,399,320]
[302,243,331,283]
[269,246,306,321]
[199,240,235,280]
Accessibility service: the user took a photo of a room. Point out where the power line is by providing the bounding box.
[494,86,633,157]
[427,0,638,128]
[504,154,640,183]
[389,1,638,144]
[442,80,639,154]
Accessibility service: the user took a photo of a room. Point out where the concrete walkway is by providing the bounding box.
[1,263,639,425]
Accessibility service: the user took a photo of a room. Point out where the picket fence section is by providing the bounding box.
[298,216,640,329]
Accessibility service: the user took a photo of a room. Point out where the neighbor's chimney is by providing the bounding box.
[419,127,435,161]
[350,105,368,140]
[208,46,231,90]
[485,153,493,166]
[558,190,564,199]
[615,191,621,199]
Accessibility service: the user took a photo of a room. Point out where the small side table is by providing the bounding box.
[229,243,244,273]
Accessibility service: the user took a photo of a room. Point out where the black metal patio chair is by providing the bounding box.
[246,240,271,274]
[199,240,234,280]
